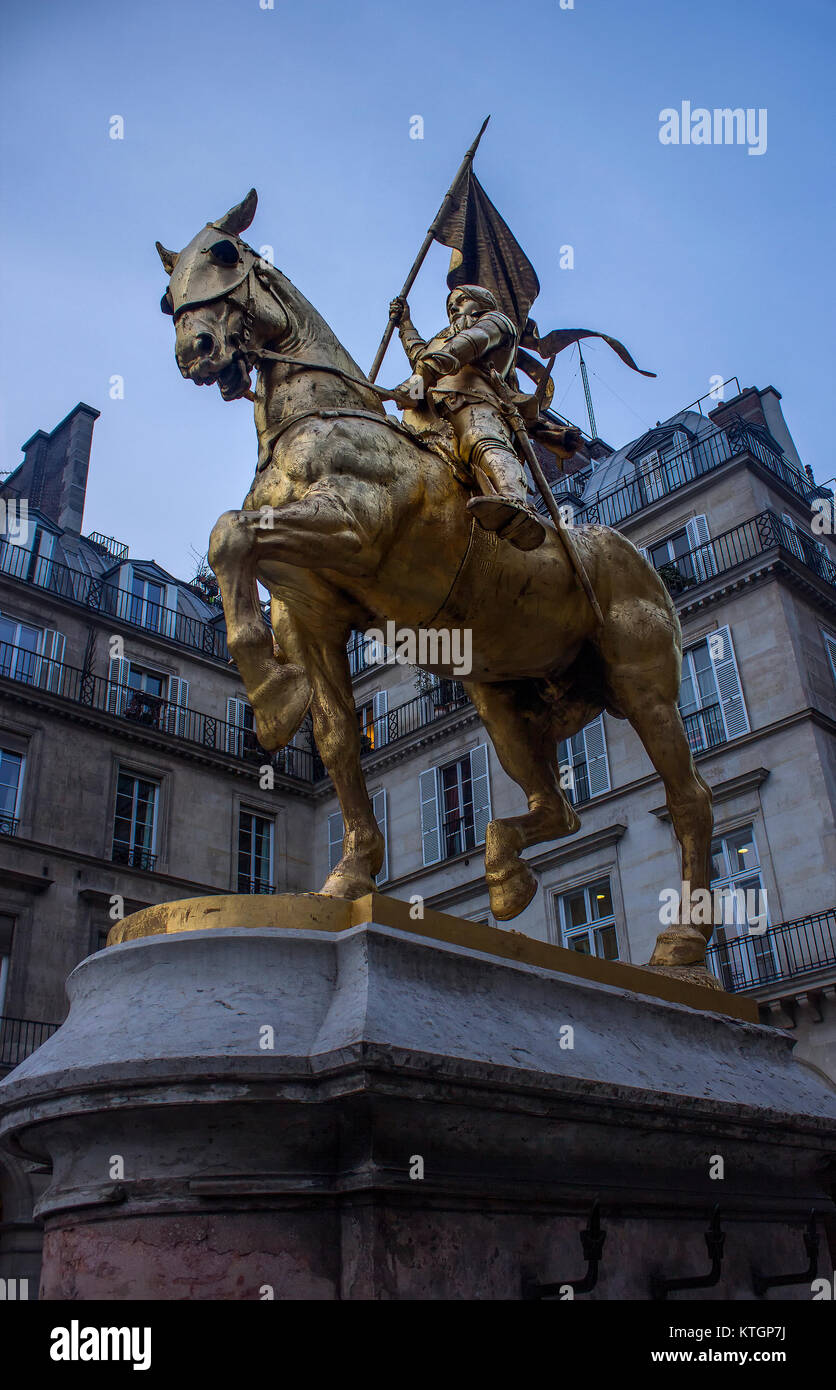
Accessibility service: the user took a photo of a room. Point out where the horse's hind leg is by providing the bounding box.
[466,681,580,921]
[605,662,715,973]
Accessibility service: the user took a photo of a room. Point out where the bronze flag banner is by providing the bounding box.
[434,167,655,380]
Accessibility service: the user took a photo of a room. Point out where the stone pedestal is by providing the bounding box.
[1,894,834,1300]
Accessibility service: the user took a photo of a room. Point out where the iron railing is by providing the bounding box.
[0,641,318,782]
[0,1015,59,1069]
[0,543,230,662]
[373,683,470,747]
[0,813,19,836]
[552,423,815,529]
[651,510,836,595]
[237,876,275,894]
[706,908,836,993]
[111,844,158,872]
[681,703,725,755]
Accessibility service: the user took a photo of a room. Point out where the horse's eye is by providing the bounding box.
[160,290,174,315]
[209,239,239,266]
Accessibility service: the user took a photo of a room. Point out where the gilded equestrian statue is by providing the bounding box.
[156,189,716,982]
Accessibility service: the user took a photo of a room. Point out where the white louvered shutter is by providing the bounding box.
[167,677,189,736]
[711,625,750,740]
[41,629,66,693]
[686,514,714,581]
[328,810,344,872]
[583,714,611,797]
[226,696,249,756]
[470,743,492,845]
[107,656,129,715]
[373,689,389,748]
[419,768,442,866]
[372,788,389,884]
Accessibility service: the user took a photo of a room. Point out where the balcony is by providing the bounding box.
[0,1014,59,1069]
[0,543,230,662]
[681,703,725,755]
[0,639,318,782]
[111,844,158,872]
[0,813,19,836]
[374,683,471,746]
[237,877,275,894]
[555,422,815,530]
[706,908,836,993]
[651,510,836,598]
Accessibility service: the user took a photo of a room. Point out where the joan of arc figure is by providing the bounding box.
[390,285,577,551]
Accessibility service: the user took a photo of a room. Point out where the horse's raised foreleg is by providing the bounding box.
[466,680,581,921]
[208,510,312,750]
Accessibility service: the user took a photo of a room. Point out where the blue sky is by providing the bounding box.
[1,0,833,579]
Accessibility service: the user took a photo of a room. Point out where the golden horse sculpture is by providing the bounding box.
[156,189,716,984]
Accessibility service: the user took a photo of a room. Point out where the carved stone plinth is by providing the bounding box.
[0,895,834,1300]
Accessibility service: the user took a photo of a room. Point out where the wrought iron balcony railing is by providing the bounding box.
[0,640,318,782]
[0,1014,59,1069]
[650,510,836,596]
[0,543,230,662]
[706,908,836,994]
[681,703,725,755]
[237,876,275,894]
[0,813,19,836]
[550,423,815,530]
[111,844,158,872]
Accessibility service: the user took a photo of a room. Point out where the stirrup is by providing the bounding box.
[466,495,546,551]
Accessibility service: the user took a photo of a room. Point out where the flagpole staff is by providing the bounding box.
[487,368,605,627]
[368,116,491,383]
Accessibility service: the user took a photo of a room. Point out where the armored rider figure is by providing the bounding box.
[390,284,550,551]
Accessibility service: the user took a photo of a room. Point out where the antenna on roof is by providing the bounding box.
[578,344,598,440]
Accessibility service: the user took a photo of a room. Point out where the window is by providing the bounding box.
[649,527,695,582]
[678,626,749,752]
[128,573,165,632]
[646,516,714,585]
[238,809,274,893]
[0,615,42,684]
[112,770,159,870]
[107,660,188,734]
[555,878,619,959]
[347,630,382,676]
[0,748,24,834]
[824,631,836,687]
[710,828,777,988]
[226,696,259,758]
[357,691,388,749]
[419,745,491,866]
[558,714,610,805]
[328,789,389,884]
[635,430,688,503]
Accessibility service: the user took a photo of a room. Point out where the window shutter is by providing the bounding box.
[372,688,389,747]
[780,512,804,562]
[822,631,836,686]
[166,676,189,736]
[163,585,178,641]
[582,715,611,796]
[41,629,66,693]
[226,696,249,755]
[678,657,698,714]
[34,529,55,588]
[372,788,389,884]
[711,625,750,740]
[419,768,442,866]
[107,656,129,715]
[469,743,492,845]
[328,810,344,872]
[686,514,715,580]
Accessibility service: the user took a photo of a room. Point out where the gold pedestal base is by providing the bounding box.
[107,892,756,1023]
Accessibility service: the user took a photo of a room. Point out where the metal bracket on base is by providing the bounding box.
[522,1199,606,1300]
[752,1211,819,1297]
[650,1206,725,1300]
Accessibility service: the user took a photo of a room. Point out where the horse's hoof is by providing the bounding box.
[319,871,378,902]
[647,926,707,968]
[252,664,312,751]
[488,862,538,921]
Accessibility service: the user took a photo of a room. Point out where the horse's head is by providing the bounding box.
[156,189,274,401]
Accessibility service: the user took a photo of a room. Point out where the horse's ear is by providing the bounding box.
[215,188,258,236]
[155,241,179,274]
